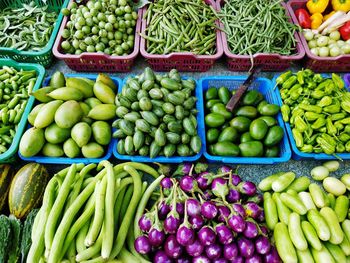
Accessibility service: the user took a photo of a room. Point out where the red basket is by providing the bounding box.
[287,0,350,72]
[53,0,141,72]
[139,0,223,72]
[219,2,305,72]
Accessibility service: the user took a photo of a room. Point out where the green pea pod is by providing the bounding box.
[332,73,345,89]
[292,128,304,148]
[326,118,337,136]
[311,117,326,130]
[281,105,290,122]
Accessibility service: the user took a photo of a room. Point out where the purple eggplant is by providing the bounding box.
[194,162,209,174]
[197,172,211,190]
[138,214,152,233]
[158,201,171,220]
[255,235,271,255]
[226,188,241,203]
[217,205,231,223]
[148,227,165,247]
[230,256,244,263]
[160,177,174,190]
[260,226,268,236]
[247,193,263,204]
[263,246,281,263]
[213,259,228,263]
[217,166,232,174]
[223,243,238,260]
[230,174,242,186]
[202,190,213,200]
[186,198,201,217]
[180,175,197,193]
[211,178,229,199]
[237,181,257,196]
[201,201,218,220]
[205,243,222,260]
[257,210,265,222]
[174,163,192,176]
[246,254,263,263]
[176,258,191,263]
[189,215,204,230]
[154,251,172,263]
[215,224,234,245]
[176,224,195,246]
[198,226,216,246]
[237,237,255,258]
[134,235,151,254]
[164,235,183,259]
[228,214,246,233]
[175,202,184,215]
[244,202,262,220]
[192,255,211,263]
[185,239,204,257]
[232,203,246,217]
[243,221,259,239]
[164,213,181,234]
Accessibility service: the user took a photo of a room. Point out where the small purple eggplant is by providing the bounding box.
[192,255,211,263]
[262,246,281,263]
[226,188,241,203]
[158,201,171,220]
[176,224,195,246]
[186,198,201,217]
[160,177,174,190]
[176,202,184,215]
[198,226,216,246]
[255,235,271,255]
[213,259,228,263]
[185,239,204,257]
[244,202,262,220]
[232,203,246,217]
[228,214,246,233]
[164,213,181,234]
[223,243,238,260]
[173,163,193,176]
[230,256,244,263]
[217,165,232,174]
[138,214,153,233]
[243,221,259,239]
[189,215,204,230]
[148,227,165,247]
[230,174,242,186]
[245,254,263,263]
[164,235,183,259]
[205,243,222,260]
[153,251,172,263]
[134,235,151,254]
[237,181,257,196]
[237,237,255,258]
[197,172,212,190]
[215,224,234,245]
[217,205,231,223]
[212,177,229,199]
[201,201,218,220]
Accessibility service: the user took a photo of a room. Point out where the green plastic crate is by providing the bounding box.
[0,59,45,163]
[0,0,69,68]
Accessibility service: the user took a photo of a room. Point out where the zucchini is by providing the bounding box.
[274,222,298,263]
[320,207,344,245]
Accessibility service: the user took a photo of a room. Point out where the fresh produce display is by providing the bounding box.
[0,2,58,51]
[19,71,116,159]
[27,161,160,263]
[135,163,281,262]
[260,160,350,263]
[296,0,350,56]
[218,0,298,56]
[0,209,38,263]
[204,87,284,157]
[141,0,217,55]
[276,69,350,155]
[0,66,38,154]
[113,67,201,158]
[60,0,138,56]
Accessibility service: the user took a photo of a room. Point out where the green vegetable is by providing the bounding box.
[20,209,39,263]
[263,193,278,230]
[271,172,295,193]
[0,215,11,262]
[288,213,308,251]
[274,222,298,263]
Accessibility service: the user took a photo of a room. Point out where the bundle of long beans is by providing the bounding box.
[141,0,218,55]
[218,0,299,56]
[0,1,57,51]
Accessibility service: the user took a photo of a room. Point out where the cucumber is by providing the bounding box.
[263,193,278,230]
[274,222,298,263]
[298,192,316,211]
[311,244,335,263]
[296,248,315,263]
[342,220,350,244]
[309,183,326,208]
[280,192,307,215]
[301,221,322,251]
[307,209,331,241]
[272,193,291,225]
[320,207,344,245]
[325,242,346,263]
[288,213,308,251]
[340,235,350,256]
[271,172,295,192]
[286,176,311,192]
[258,172,285,191]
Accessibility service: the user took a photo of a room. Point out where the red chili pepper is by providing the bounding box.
[295,8,312,29]
[340,21,350,41]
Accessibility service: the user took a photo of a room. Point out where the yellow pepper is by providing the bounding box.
[311,13,324,29]
[332,0,350,12]
[307,0,329,14]
[323,11,336,21]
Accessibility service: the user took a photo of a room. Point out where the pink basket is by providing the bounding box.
[139,0,223,72]
[288,0,350,72]
[219,2,305,72]
[53,0,141,72]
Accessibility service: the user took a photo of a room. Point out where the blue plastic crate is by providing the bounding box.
[273,73,350,160]
[199,76,291,164]
[112,76,204,163]
[19,73,122,164]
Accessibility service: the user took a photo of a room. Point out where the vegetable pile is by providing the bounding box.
[0,1,57,51]
[218,0,298,56]
[60,0,138,56]
[27,161,160,263]
[135,164,281,262]
[260,160,350,263]
[19,71,116,159]
[204,87,284,157]
[0,66,37,154]
[277,69,350,155]
[141,0,217,55]
[295,0,350,57]
[114,67,201,158]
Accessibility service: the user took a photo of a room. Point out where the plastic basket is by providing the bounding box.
[53,0,141,73]
[112,77,204,163]
[139,0,223,72]
[19,73,122,164]
[273,73,350,160]
[219,2,305,72]
[199,76,291,164]
[287,0,350,72]
[0,0,69,68]
[0,59,45,163]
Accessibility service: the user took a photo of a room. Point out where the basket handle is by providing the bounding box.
[78,53,110,60]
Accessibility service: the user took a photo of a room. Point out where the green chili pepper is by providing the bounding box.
[282,76,297,90]
[334,121,344,131]
[311,117,326,130]
[332,73,344,89]
[339,133,350,143]
[276,71,292,86]
[301,144,313,153]
[290,87,303,100]
[313,74,323,83]
[292,128,304,148]
[297,71,304,85]
[305,134,319,145]
[299,104,322,114]
[318,96,333,107]
[337,142,346,153]
[303,69,313,78]
[281,105,290,122]
[295,116,308,133]
[305,112,322,122]
[311,90,325,99]
[290,108,304,125]
[344,124,350,134]
[316,136,336,155]
[331,112,347,121]
[346,141,350,152]
[341,117,350,125]
[326,118,337,136]
[324,82,335,95]
[341,99,350,114]
[323,104,341,114]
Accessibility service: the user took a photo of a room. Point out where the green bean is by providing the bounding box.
[113,162,159,179]
[44,164,77,258]
[111,165,142,258]
[119,185,134,225]
[134,175,165,239]
[76,226,104,262]
[76,223,89,255]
